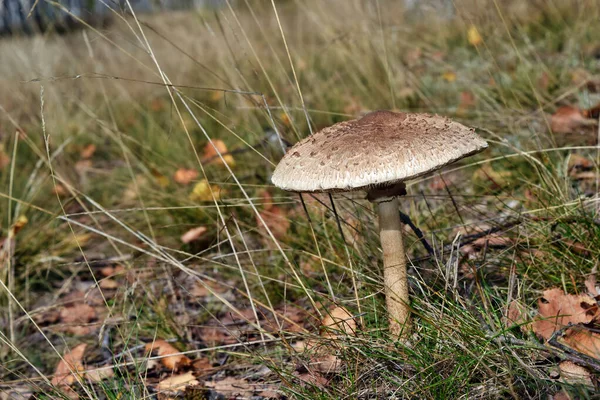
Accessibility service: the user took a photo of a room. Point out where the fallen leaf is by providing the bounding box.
[320,306,357,338]
[181,226,208,244]
[456,90,476,117]
[280,112,292,127]
[157,371,199,391]
[99,279,119,290]
[505,300,530,330]
[563,240,590,256]
[584,102,600,119]
[189,180,221,202]
[202,139,235,167]
[472,234,513,248]
[559,361,594,387]
[75,159,92,175]
[52,184,68,197]
[568,154,594,178]
[84,365,114,383]
[442,71,456,82]
[189,280,227,298]
[80,144,96,159]
[257,190,274,211]
[467,25,482,46]
[210,90,224,102]
[585,269,598,296]
[532,288,599,340]
[145,340,191,371]
[562,327,600,359]
[0,144,10,170]
[59,303,97,335]
[151,169,169,188]
[150,98,166,112]
[51,344,87,387]
[257,206,290,240]
[550,106,597,134]
[205,377,254,398]
[174,168,199,185]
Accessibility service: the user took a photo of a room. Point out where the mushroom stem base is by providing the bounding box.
[378,198,410,337]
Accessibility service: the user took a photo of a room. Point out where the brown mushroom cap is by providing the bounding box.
[272,110,488,192]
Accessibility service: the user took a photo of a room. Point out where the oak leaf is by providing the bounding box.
[145,340,191,371]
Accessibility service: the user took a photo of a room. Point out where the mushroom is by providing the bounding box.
[272,110,488,336]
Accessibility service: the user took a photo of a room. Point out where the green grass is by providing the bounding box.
[1,0,600,398]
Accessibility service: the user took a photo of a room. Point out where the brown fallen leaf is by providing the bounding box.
[550,106,597,134]
[585,269,598,296]
[145,340,191,371]
[320,306,356,338]
[562,327,600,359]
[558,361,594,387]
[0,144,10,170]
[202,139,235,167]
[204,377,254,398]
[59,303,97,335]
[98,279,119,290]
[257,206,290,241]
[51,343,87,387]
[472,234,513,248]
[532,288,599,340]
[181,226,208,244]
[505,300,530,330]
[157,371,199,391]
[84,365,114,383]
[80,144,96,159]
[563,240,590,256]
[174,168,199,185]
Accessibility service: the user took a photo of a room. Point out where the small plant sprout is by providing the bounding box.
[272,110,488,337]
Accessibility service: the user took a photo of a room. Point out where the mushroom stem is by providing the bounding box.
[377,197,410,336]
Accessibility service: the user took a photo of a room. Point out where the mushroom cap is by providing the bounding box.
[272,110,488,192]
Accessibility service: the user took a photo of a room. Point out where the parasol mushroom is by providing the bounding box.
[272,110,488,336]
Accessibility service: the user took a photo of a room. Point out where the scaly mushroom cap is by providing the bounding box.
[272,110,488,192]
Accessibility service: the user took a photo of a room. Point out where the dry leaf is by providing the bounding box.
[157,371,199,391]
[532,288,599,340]
[320,306,356,338]
[189,180,221,202]
[151,169,169,188]
[551,106,596,134]
[84,365,114,383]
[472,234,512,248]
[563,240,590,256]
[58,303,97,335]
[0,145,10,170]
[559,361,594,387]
[467,25,482,46]
[585,270,598,296]
[174,168,199,185]
[257,206,290,240]
[205,377,254,398]
[202,139,235,167]
[505,300,529,330]
[456,91,476,117]
[562,327,600,359]
[442,71,456,82]
[181,226,208,244]
[80,144,96,159]
[568,154,594,179]
[145,340,191,371]
[99,279,119,290]
[51,343,87,387]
